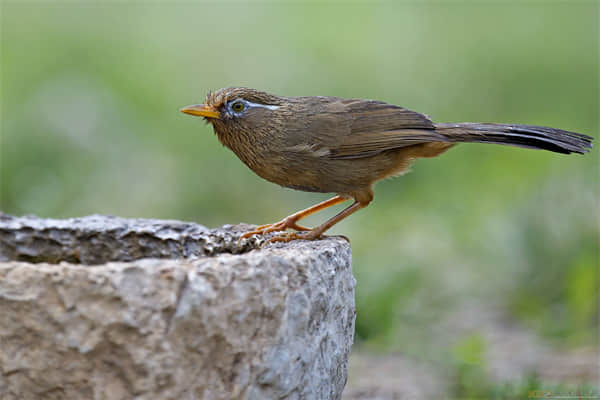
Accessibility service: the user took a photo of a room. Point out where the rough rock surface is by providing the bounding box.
[0,214,355,400]
[0,213,259,264]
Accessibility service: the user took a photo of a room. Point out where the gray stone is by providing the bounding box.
[0,214,355,400]
[0,213,259,264]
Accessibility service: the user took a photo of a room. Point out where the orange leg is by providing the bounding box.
[266,200,368,244]
[239,195,349,241]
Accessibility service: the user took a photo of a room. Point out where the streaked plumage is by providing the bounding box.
[181,87,593,242]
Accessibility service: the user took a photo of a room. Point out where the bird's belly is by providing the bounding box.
[249,155,377,194]
[244,146,428,195]
[253,163,330,193]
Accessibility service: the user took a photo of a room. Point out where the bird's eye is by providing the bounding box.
[231,101,245,113]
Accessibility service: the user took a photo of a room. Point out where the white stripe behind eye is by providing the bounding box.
[245,101,280,110]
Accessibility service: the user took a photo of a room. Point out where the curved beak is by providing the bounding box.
[180,104,220,119]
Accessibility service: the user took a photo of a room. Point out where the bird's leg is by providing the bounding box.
[239,195,349,241]
[266,200,368,244]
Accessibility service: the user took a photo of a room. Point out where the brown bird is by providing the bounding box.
[181,87,593,243]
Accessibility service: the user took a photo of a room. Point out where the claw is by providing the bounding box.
[238,217,310,244]
[265,232,348,245]
[264,230,322,245]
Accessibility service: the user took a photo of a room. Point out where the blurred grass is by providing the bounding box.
[1,0,598,393]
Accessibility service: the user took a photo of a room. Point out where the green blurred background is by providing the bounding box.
[1,1,598,397]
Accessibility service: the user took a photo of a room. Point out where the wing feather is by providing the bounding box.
[309,99,445,159]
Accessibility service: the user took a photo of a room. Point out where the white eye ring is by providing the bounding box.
[228,100,280,115]
[230,100,246,113]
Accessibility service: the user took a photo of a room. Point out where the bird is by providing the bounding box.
[180,87,593,244]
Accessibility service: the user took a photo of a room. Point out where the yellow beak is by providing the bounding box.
[180,104,220,119]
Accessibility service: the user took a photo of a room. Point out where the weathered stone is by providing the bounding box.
[0,214,355,400]
[0,213,259,264]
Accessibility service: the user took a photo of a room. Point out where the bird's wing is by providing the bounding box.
[308,98,447,160]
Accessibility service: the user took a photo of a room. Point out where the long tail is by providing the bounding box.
[434,123,593,154]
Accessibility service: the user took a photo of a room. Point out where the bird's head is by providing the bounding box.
[180,87,286,144]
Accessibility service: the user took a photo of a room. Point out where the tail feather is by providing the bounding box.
[435,123,593,155]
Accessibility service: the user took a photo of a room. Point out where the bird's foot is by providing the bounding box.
[238,217,310,243]
[264,230,324,244]
[265,231,350,245]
